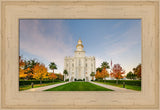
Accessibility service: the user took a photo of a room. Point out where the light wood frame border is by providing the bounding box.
[0,0,159,110]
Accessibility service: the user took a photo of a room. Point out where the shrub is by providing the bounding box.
[65,79,69,81]
[95,78,103,82]
[19,80,62,86]
[101,80,141,86]
[77,79,83,81]
[54,79,61,82]
[98,79,104,82]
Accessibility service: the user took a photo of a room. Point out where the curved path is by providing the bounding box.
[90,82,138,93]
[24,82,69,92]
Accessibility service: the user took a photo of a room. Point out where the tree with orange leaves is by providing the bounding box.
[133,64,141,80]
[110,64,125,84]
[19,56,25,67]
[25,59,39,80]
[19,56,27,79]
[48,73,57,82]
[95,61,110,81]
[19,56,40,80]
[95,68,109,81]
[32,63,48,84]
[101,67,109,80]
[57,73,64,81]
[19,68,28,79]
[95,70,103,80]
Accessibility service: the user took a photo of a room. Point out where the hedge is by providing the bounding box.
[96,80,141,86]
[74,79,85,81]
[19,80,62,86]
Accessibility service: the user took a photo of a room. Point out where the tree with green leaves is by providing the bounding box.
[96,67,102,72]
[63,69,68,81]
[101,61,110,69]
[126,71,137,80]
[90,72,95,81]
[49,62,57,74]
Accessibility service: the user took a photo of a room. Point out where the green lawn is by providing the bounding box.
[45,82,113,91]
[95,81,141,91]
[19,82,64,91]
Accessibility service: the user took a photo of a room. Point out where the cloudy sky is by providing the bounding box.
[19,19,141,74]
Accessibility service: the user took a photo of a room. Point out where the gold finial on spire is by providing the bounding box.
[76,38,84,49]
[78,38,82,44]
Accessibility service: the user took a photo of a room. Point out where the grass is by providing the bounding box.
[45,82,113,91]
[95,81,141,91]
[19,81,64,91]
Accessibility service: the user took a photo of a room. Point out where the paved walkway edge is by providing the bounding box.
[24,82,69,91]
[90,81,138,93]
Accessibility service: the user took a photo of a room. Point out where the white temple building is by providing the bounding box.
[64,39,96,82]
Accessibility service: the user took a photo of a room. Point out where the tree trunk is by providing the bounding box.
[40,79,42,84]
[53,69,54,74]
[116,79,118,85]
[92,76,94,81]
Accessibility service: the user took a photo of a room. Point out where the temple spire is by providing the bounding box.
[76,39,84,51]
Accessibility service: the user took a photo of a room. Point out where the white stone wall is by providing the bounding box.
[64,39,96,82]
[64,56,95,82]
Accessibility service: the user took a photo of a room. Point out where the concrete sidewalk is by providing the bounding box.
[90,81,138,93]
[23,82,69,91]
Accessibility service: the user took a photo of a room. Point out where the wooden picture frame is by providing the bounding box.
[0,0,159,109]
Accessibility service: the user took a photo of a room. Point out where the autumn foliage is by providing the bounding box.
[19,68,28,78]
[49,73,57,80]
[32,63,48,81]
[19,56,27,78]
[133,64,141,79]
[95,67,109,80]
[19,56,63,83]
[95,61,110,80]
[95,70,102,79]
[110,64,125,79]
[55,74,64,81]
[101,67,109,78]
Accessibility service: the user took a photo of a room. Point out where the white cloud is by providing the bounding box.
[102,22,141,74]
[105,22,141,56]
[95,57,103,68]
[20,20,74,73]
